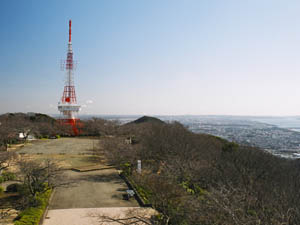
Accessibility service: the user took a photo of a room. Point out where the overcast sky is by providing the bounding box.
[1,0,300,116]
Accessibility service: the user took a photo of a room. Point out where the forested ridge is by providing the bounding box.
[99,116,300,225]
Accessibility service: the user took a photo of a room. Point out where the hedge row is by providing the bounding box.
[120,172,152,207]
[14,189,52,225]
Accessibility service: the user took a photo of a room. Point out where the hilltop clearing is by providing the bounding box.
[1,113,300,224]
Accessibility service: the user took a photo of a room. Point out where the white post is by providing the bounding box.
[137,160,141,174]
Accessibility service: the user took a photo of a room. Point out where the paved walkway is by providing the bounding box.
[49,169,137,209]
[43,207,155,225]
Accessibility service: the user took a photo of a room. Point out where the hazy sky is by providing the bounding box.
[1,0,300,116]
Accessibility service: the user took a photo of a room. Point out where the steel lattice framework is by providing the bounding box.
[58,20,81,135]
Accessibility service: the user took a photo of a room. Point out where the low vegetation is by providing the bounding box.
[11,160,62,224]
[14,188,52,225]
[0,171,16,183]
[0,138,63,224]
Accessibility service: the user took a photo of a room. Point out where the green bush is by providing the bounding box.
[135,185,151,203]
[222,142,239,152]
[0,186,4,194]
[121,162,132,176]
[55,135,61,139]
[0,176,4,183]
[126,175,151,204]
[14,208,42,225]
[2,172,16,181]
[14,189,52,225]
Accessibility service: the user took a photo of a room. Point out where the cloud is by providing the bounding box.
[82,104,87,108]
[86,100,93,104]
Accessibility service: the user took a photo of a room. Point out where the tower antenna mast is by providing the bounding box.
[58,20,81,135]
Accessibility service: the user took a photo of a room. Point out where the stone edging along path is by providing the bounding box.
[39,188,56,225]
[119,173,152,208]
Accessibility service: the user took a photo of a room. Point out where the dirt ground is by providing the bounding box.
[18,138,97,155]
[18,138,100,168]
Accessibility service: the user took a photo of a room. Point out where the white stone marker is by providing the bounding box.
[137,160,141,173]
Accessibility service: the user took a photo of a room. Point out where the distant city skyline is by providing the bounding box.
[1,0,300,116]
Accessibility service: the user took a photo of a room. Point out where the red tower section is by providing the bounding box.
[58,20,81,135]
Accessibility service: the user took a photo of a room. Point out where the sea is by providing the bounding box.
[248,116,300,132]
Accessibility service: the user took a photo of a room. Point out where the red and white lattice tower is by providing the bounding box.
[58,20,81,135]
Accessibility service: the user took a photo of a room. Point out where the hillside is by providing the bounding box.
[0,113,64,150]
[0,112,56,123]
[100,116,300,225]
[128,116,165,125]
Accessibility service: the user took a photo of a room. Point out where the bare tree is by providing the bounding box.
[18,159,64,197]
[81,118,120,136]
[0,120,18,151]
[96,117,300,225]
[0,151,17,174]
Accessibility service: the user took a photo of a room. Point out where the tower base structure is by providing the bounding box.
[58,103,81,135]
[58,118,81,136]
